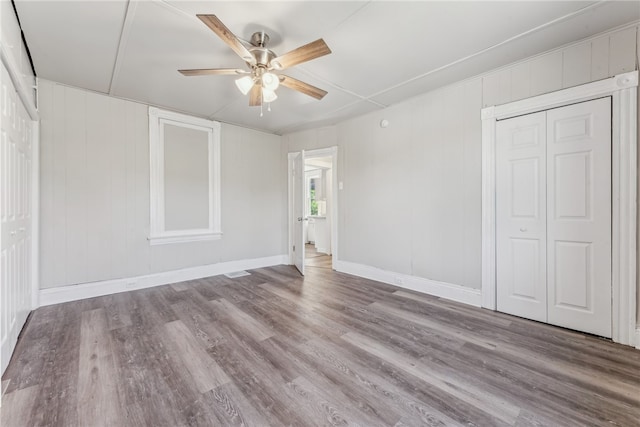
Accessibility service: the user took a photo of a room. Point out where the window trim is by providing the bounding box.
[148,107,221,245]
[305,169,322,216]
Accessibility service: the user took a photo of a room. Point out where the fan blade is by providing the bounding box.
[280,75,328,100]
[271,39,331,70]
[249,84,262,106]
[197,15,255,64]
[178,68,247,76]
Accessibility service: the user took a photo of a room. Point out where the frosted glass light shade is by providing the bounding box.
[262,72,280,91]
[235,76,254,95]
[262,88,277,103]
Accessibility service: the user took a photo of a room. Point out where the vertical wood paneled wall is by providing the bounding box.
[285,24,639,296]
[38,81,287,289]
[482,26,637,107]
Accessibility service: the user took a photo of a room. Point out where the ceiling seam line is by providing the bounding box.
[156,0,201,23]
[367,0,611,100]
[330,1,373,30]
[108,0,138,96]
[295,67,387,107]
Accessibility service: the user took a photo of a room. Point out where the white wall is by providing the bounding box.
[285,25,639,299]
[38,79,286,289]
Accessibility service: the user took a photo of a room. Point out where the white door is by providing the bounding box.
[1,62,33,374]
[546,98,611,337]
[496,111,548,322]
[292,151,305,275]
[496,98,612,338]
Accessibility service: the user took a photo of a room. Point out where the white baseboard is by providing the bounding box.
[334,260,482,307]
[40,254,288,307]
[636,327,640,350]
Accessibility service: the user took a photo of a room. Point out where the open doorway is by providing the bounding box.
[288,147,338,275]
[304,155,333,270]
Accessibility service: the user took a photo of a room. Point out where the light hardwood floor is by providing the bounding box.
[305,243,332,270]
[2,264,639,426]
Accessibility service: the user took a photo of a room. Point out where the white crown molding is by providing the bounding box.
[481,71,638,120]
[334,260,482,307]
[39,254,288,307]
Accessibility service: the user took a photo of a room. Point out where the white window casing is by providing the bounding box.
[148,107,221,245]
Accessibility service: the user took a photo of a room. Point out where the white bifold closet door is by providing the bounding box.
[496,97,612,338]
[1,61,34,374]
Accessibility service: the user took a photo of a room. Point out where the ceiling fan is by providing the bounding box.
[179,15,332,109]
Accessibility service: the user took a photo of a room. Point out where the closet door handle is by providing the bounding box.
[519,227,527,232]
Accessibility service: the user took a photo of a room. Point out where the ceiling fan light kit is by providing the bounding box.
[261,72,279,91]
[235,76,255,95]
[262,88,277,103]
[179,14,331,114]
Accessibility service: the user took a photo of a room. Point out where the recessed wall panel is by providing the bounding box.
[553,241,592,311]
[510,238,541,300]
[163,123,209,232]
[510,158,539,218]
[553,114,592,142]
[510,126,539,149]
[554,151,591,219]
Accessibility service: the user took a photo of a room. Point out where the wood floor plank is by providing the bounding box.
[163,320,230,393]
[288,375,390,427]
[190,278,225,300]
[171,295,225,350]
[203,381,265,426]
[102,293,133,331]
[210,298,274,342]
[77,308,122,426]
[342,330,521,426]
[293,335,466,426]
[0,384,39,427]
[393,289,513,327]
[27,300,83,427]
[110,325,194,426]
[301,335,501,427]
[205,322,312,426]
[370,299,640,419]
[3,257,639,426]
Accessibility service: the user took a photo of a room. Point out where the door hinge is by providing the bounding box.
[293,245,295,252]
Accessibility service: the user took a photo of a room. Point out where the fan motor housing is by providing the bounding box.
[250,47,276,67]
[248,32,276,67]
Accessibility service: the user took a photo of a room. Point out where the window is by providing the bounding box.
[306,169,324,216]
[148,107,221,245]
[309,178,318,216]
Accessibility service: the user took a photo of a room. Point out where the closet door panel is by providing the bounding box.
[546,97,611,338]
[496,112,547,322]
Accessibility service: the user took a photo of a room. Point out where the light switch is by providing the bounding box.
[339,182,344,190]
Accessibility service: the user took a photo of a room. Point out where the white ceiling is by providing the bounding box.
[15,1,640,135]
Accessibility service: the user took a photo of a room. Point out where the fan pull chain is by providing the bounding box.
[260,103,263,117]
[267,103,271,112]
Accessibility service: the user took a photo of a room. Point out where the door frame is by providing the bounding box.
[481,71,638,346]
[288,146,338,270]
